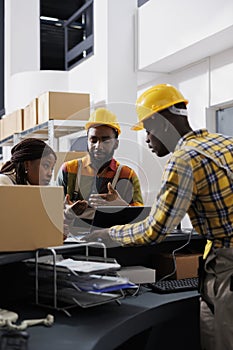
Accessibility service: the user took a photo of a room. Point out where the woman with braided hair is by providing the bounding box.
[0,138,57,186]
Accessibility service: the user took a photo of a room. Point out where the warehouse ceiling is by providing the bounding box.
[40,0,86,70]
[40,0,86,20]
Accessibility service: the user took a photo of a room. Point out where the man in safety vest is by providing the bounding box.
[57,107,143,233]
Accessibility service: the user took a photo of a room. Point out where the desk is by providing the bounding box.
[0,251,35,264]
[86,231,206,268]
[1,290,201,350]
[0,238,203,349]
[0,231,205,268]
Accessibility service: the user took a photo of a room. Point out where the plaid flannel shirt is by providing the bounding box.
[109,129,233,249]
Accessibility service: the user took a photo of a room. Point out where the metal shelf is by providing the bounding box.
[0,135,14,146]
[0,119,87,148]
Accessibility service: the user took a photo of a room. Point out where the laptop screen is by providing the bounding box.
[91,206,151,230]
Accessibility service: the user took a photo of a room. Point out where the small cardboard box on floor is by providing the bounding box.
[38,91,90,123]
[0,186,64,252]
[155,252,202,280]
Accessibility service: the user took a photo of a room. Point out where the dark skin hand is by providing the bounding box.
[65,194,88,216]
[89,182,128,207]
[80,228,122,248]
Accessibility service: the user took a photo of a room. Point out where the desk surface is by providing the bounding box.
[0,230,205,268]
[1,289,201,350]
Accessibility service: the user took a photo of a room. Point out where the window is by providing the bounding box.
[216,106,233,137]
[70,134,88,151]
[138,0,150,7]
[70,130,87,152]
[40,0,94,71]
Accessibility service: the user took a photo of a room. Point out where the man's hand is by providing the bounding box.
[63,194,88,239]
[89,182,128,208]
[80,228,122,248]
[64,194,88,216]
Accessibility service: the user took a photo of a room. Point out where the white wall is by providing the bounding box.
[5,0,40,111]
[10,0,40,74]
[211,47,233,105]
[138,0,233,73]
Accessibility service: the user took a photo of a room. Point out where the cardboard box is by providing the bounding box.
[54,151,88,178]
[23,104,30,130]
[1,109,24,139]
[0,185,64,252]
[38,91,90,123]
[155,252,202,280]
[24,98,38,130]
[0,118,2,140]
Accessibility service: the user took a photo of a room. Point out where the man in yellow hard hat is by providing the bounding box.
[83,84,233,350]
[56,107,143,233]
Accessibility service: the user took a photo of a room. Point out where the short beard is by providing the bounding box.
[89,149,115,170]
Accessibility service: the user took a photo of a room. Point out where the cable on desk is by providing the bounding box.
[157,228,194,282]
[122,284,141,297]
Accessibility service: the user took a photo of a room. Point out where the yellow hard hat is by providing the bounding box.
[132,84,189,130]
[85,108,121,135]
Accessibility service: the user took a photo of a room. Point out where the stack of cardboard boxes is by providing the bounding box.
[0,91,90,140]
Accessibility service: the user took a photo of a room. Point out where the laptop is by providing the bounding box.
[91,206,151,231]
[0,185,64,252]
[69,206,151,238]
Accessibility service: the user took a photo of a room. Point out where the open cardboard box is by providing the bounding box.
[155,252,202,280]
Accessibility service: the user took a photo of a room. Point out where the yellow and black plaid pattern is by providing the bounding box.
[109,129,233,247]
